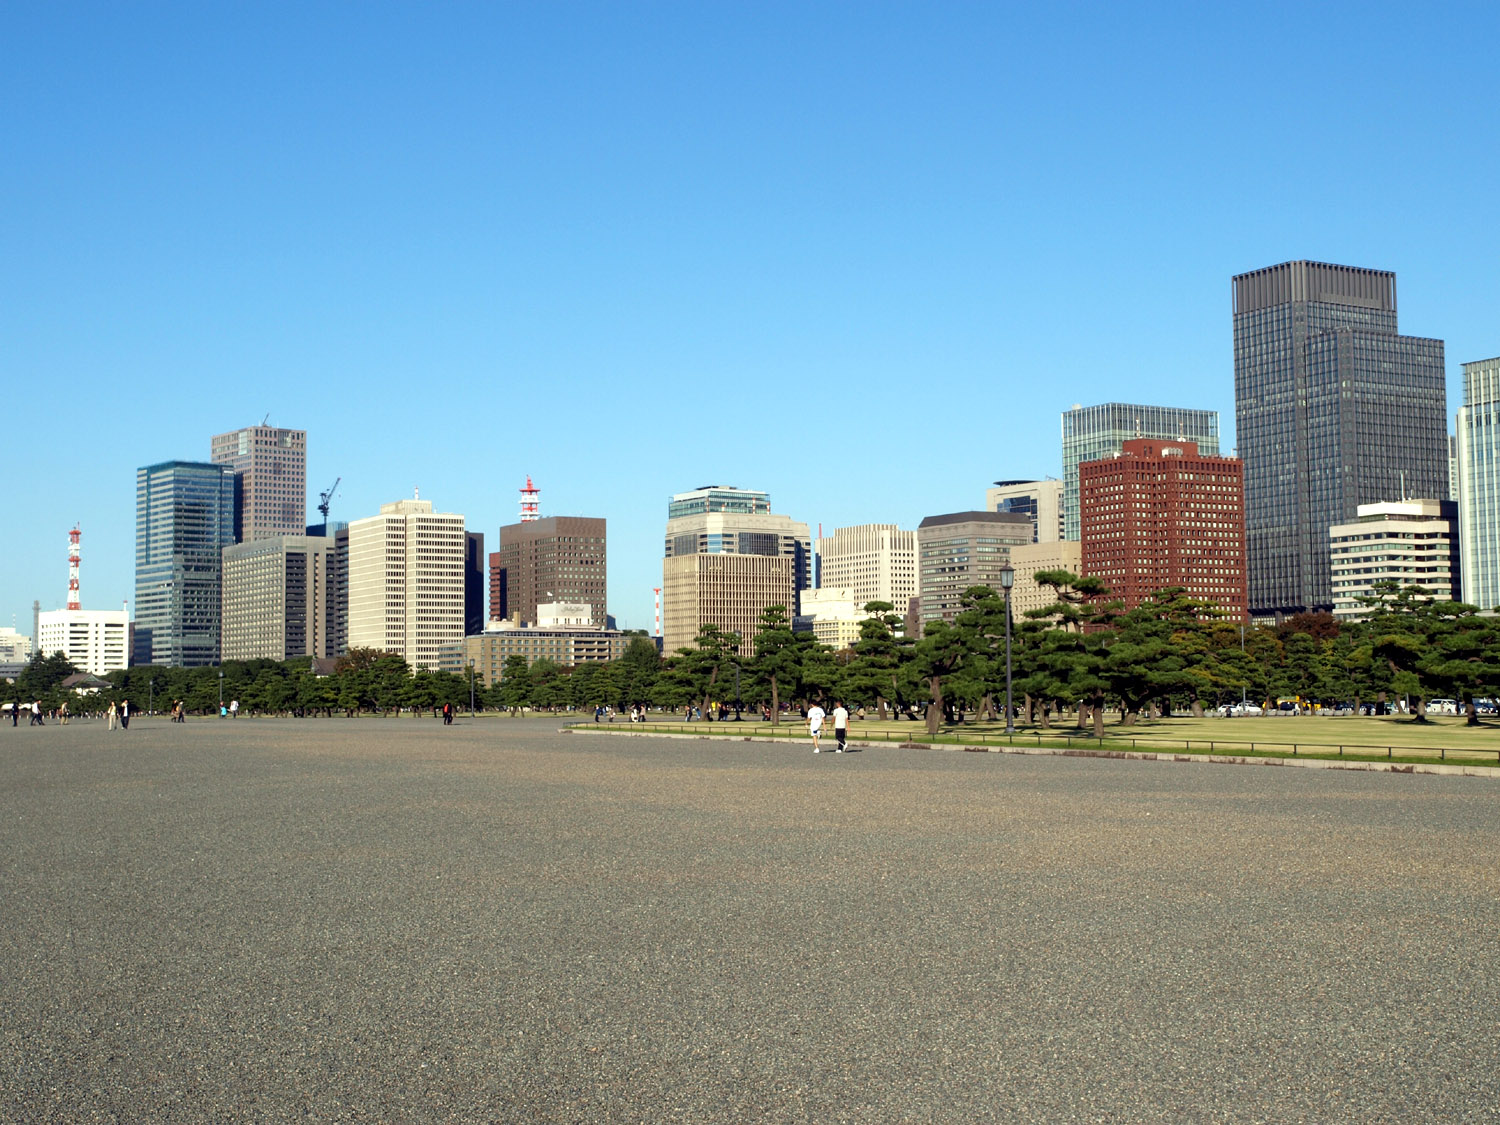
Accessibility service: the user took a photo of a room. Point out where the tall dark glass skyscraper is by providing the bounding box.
[1233,261,1448,619]
[134,460,237,667]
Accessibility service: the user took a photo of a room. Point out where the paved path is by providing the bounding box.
[2,716,1497,1122]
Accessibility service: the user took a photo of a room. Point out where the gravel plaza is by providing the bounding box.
[2,715,1498,1122]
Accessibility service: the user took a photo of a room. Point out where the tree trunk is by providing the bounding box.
[979,693,995,722]
[1412,695,1429,722]
[1076,703,1087,729]
[1123,707,1139,726]
[700,664,719,718]
[926,676,943,737]
[876,695,888,721]
[1467,699,1480,726]
[770,674,780,726]
[1091,695,1105,738]
[1190,698,1204,718]
[1037,700,1051,730]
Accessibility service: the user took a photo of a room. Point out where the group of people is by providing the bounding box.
[8,700,49,726]
[805,701,852,753]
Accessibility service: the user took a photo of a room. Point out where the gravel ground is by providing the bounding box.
[1,715,1497,1123]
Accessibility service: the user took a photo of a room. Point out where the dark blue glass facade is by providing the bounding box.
[134,461,237,667]
[1233,262,1448,618]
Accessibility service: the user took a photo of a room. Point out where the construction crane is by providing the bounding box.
[318,477,341,524]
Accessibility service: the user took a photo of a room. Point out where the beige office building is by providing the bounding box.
[795,586,864,649]
[985,479,1064,543]
[662,553,794,657]
[36,609,130,677]
[814,524,917,613]
[347,497,467,670]
[221,535,341,661]
[1329,499,1460,620]
[439,626,631,688]
[1008,540,1084,621]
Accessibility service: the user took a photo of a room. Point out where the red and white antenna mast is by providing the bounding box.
[653,587,662,638]
[519,476,540,522]
[67,525,81,610]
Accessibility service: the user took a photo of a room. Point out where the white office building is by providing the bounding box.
[814,524,917,614]
[1329,500,1460,620]
[36,609,130,677]
[347,496,467,671]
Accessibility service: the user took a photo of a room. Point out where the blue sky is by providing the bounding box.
[4,2,1498,637]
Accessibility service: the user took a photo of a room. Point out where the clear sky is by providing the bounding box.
[4,2,1498,638]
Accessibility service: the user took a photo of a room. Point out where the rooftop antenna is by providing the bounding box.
[520,475,540,522]
[67,525,81,611]
[261,412,270,426]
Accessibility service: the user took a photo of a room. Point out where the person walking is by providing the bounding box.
[107,700,118,731]
[10,701,19,727]
[30,700,43,726]
[832,700,849,752]
[807,701,826,753]
[58,701,69,726]
[119,698,131,730]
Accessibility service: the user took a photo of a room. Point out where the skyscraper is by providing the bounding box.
[347,497,467,671]
[1061,404,1219,542]
[490,517,606,627]
[1233,261,1448,618]
[134,461,237,667]
[661,485,810,655]
[210,424,307,543]
[1456,356,1500,611]
[1079,439,1247,618]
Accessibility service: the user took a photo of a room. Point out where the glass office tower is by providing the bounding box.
[1457,357,1500,611]
[1233,261,1448,619]
[1061,403,1219,541]
[134,461,237,667]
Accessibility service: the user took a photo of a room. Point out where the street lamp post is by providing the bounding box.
[218,671,223,716]
[469,662,476,717]
[1000,564,1015,736]
[149,678,154,717]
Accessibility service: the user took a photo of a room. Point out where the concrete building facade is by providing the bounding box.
[36,609,130,677]
[1007,540,1084,622]
[134,460,237,667]
[662,552,795,657]
[1457,357,1500,612]
[1079,439,1247,618]
[1329,500,1460,620]
[490,516,606,628]
[916,511,1033,629]
[985,479,1064,543]
[347,498,467,671]
[440,626,631,688]
[210,425,307,543]
[221,535,341,661]
[793,586,864,650]
[1061,404,1219,542]
[1233,260,1448,619]
[814,524,917,613]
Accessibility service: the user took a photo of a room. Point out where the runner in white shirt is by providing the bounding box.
[806,704,825,753]
[832,701,850,752]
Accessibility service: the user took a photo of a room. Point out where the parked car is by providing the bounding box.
[1430,698,1459,715]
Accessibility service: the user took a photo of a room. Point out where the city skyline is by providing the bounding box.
[6,5,1500,636]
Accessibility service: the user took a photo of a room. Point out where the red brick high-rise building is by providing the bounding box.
[488,516,607,627]
[1079,438,1247,619]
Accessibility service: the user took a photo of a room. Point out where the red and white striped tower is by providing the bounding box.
[653,587,661,638]
[519,476,540,523]
[67,525,81,610]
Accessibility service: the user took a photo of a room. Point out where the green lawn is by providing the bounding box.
[581,712,1500,768]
